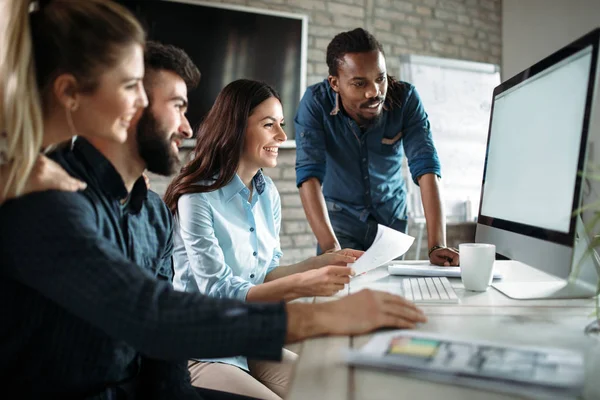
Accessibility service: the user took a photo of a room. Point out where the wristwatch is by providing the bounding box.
[428,245,446,257]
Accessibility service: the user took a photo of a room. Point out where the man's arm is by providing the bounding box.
[0,191,287,361]
[295,89,340,253]
[400,84,458,266]
[285,288,427,342]
[298,178,340,253]
[418,173,458,266]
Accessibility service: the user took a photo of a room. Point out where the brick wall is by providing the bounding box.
[149,0,502,264]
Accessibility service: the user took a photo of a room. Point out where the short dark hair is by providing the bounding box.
[326,28,406,109]
[326,28,384,76]
[144,41,201,90]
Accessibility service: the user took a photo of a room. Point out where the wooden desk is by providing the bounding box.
[287,262,599,400]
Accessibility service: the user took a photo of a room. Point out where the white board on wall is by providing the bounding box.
[399,55,501,222]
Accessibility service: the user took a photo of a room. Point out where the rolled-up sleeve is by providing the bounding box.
[294,89,327,187]
[177,194,254,301]
[401,85,442,185]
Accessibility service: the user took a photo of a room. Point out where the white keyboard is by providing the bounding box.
[402,276,459,303]
[349,276,459,304]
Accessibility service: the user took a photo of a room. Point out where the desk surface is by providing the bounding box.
[287,262,599,400]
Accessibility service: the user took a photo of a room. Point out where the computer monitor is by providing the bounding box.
[475,28,600,300]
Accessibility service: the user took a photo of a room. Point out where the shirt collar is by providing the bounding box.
[222,170,266,203]
[73,137,148,213]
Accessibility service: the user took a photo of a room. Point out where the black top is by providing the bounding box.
[0,138,287,398]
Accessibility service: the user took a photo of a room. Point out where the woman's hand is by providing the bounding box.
[311,248,365,269]
[290,265,354,297]
[23,154,87,195]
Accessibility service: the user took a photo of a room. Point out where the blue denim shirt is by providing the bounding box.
[294,79,441,226]
[172,171,282,371]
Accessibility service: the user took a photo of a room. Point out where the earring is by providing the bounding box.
[65,105,78,136]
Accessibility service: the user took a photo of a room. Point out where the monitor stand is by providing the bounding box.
[492,216,599,300]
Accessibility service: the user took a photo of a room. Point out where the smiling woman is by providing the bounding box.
[0,0,146,203]
[163,79,359,399]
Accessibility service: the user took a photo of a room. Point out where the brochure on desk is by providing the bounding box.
[344,330,584,400]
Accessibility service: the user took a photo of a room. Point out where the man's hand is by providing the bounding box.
[291,266,354,297]
[310,248,364,269]
[23,154,87,195]
[429,246,460,266]
[285,289,427,342]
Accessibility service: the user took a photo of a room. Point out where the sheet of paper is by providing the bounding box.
[348,224,414,276]
[387,260,504,279]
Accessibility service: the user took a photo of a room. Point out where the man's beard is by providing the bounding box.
[136,110,180,176]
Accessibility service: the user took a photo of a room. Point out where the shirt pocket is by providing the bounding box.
[381,131,403,154]
[326,200,342,213]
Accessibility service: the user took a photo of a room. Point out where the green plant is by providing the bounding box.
[573,165,600,335]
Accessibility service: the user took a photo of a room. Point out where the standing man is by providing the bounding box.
[295,28,459,266]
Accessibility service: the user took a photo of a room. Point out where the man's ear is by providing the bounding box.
[53,73,80,110]
[328,75,340,93]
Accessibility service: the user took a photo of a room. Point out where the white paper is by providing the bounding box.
[348,224,414,276]
[387,260,504,279]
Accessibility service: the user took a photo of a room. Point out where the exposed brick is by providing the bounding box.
[286,0,326,11]
[282,206,308,220]
[283,221,308,234]
[279,235,293,248]
[273,180,300,194]
[374,8,405,22]
[281,193,303,207]
[392,1,414,13]
[293,234,317,247]
[423,19,446,30]
[434,9,457,22]
[431,41,459,57]
[415,6,432,17]
[328,2,365,18]
[308,48,326,62]
[332,15,364,29]
[374,18,392,31]
[374,31,408,46]
[311,13,334,25]
[405,15,422,25]
[457,15,471,25]
[308,25,341,38]
[394,25,418,38]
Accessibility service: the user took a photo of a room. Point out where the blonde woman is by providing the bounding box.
[0,0,136,204]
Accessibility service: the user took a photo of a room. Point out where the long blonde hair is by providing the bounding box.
[0,0,43,199]
[0,0,145,200]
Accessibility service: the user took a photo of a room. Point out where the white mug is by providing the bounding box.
[459,243,496,291]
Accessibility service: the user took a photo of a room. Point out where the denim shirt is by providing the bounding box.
[294,79,441,225]
[172,171,282,371]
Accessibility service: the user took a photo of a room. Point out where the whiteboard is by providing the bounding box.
[399,55,501,222]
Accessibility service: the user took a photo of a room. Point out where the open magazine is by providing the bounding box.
[344,330,585,400]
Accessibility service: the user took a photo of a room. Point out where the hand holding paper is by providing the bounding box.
[348,224,415,276]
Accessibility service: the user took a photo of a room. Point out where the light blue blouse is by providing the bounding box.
[172,171,282,371]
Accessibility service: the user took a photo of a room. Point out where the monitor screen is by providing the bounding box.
[475,27,600,289]
[117,0,306,140]
[480,47,593,235]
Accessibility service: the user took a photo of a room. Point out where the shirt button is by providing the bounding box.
[362,158,366,162]
[250,227,254,232]
[253,251,257,256]
[363,175,368,180]
[250,273,255,278]
[365,191,369,195]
